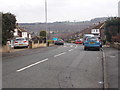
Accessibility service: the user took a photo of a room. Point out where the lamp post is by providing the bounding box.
[45,0,49,46]
[45,0,47,30]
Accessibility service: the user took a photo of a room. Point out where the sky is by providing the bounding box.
[0,0,119,23]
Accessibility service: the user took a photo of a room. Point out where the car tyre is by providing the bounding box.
[97,48,100,51]
[84,47,87,50]
[25,46,28,48]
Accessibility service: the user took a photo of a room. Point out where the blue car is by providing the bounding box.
[84,37,101,51]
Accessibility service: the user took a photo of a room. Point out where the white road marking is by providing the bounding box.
[98,81,103,84]
[64,46,67,47]
[54,52,66,57]
[109,56,116,58]
[70,45,73,47]
[75,46,77,48]
[69,49,74,52]
[17,58,48,72]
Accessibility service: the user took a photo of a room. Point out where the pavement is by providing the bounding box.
[102,47,119,89]
[2,45,58,59]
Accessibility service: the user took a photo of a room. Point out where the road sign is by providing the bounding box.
[52,38,58,41]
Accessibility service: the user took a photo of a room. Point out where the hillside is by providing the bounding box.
[19,17,108,34]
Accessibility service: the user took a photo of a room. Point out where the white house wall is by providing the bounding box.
[14,29,18,36]
[91,29,100,34]
[28,34,32,39]
[22,32,28,38]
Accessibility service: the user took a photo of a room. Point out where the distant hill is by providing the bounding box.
[19,17,108,34]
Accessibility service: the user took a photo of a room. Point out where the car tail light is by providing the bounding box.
[24,41,27,43]
[14,41,18,43]
[97,40,100,42]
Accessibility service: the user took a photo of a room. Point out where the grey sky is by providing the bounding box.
[0,0,119,23]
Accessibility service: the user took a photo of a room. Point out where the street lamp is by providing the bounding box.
[45,0,49,46]
[45,0,47,30]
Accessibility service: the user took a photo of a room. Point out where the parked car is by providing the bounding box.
[14,37,29,48]
[84,37,101,51]
[75,39,83,44]
[54,39,64,45]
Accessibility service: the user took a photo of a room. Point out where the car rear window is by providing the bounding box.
[87,37,98,41]
[15,38,25,41]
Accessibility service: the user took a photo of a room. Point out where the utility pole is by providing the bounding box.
[118,1,120,17]
[45,0,49,46]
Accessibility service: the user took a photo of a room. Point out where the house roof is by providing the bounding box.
[92,23,104,29]
[80,25,96,34]
[16,26,27,32]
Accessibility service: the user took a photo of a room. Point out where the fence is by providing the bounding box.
[29,40,47,49]
[1,40,54,52]
[1,44,11,53]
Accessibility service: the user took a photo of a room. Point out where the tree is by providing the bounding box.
[39,31,46,38]
[2,13,16,45]
[39,31,47,43]
[105,17,120,42]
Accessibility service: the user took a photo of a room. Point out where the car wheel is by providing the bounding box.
[97,48,100,51]
[25,46,28,48]
[84,47,87,50]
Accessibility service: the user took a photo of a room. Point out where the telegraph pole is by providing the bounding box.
[45,0,49,46]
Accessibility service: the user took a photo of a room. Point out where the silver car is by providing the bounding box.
[14,37,29,48]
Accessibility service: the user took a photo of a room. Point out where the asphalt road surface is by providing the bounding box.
[3,43,103,88]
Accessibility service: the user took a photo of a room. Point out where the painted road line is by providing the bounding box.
[69,49,74,52]
[70,45,73,47]
[17,58,48,72]
[54,52,66,57]
[75,46,77,48]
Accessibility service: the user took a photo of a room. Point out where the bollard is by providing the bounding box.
[47,42,49,47]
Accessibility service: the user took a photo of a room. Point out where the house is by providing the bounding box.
[13,26,32,40]
[91,23,104,38]
[91,29,100,37]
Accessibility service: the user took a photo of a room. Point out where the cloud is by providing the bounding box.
[0,0,119,23]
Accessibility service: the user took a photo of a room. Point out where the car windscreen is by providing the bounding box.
[58,40,63,41]
[76,40,81,42]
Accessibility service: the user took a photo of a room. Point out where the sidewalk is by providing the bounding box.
[2,45,57,59]
[103,47,119,88]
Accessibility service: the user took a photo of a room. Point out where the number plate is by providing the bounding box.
[89,42,95,44]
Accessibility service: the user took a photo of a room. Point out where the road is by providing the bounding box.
[3,43,103,88]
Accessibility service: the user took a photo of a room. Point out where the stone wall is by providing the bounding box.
[111,42,120,50]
